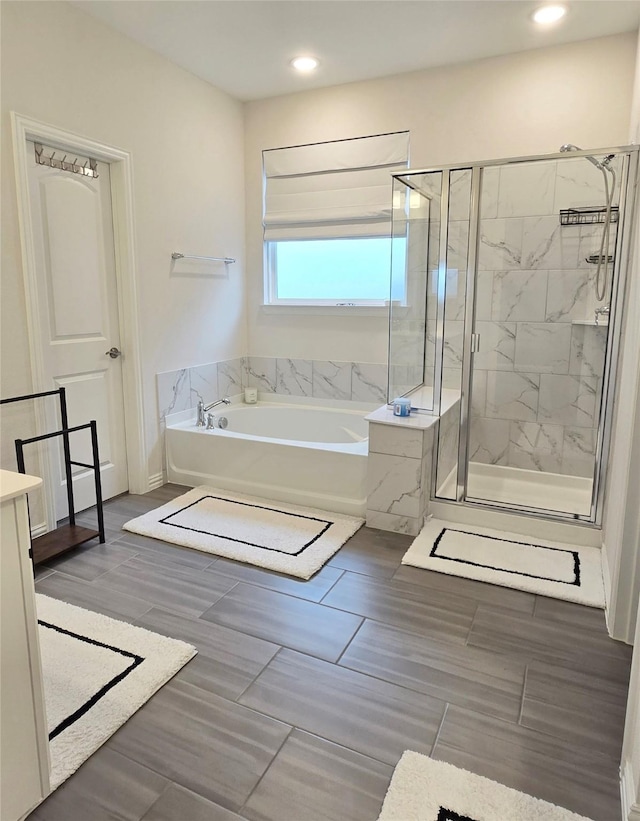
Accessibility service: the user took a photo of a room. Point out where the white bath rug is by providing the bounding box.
[377,752,593,820]
[122,486,363,580]
[37,594,196,791]
[402,518,604,607]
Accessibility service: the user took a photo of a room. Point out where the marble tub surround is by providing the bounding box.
[311,360,352,401]
[246,357,277,393]
[158,357,388,421]
[157,367,192,419]
[157,358,245,421]
[365,395,463,534]
[351,363,388,404]
[216,359,244,399]
[366,417,435,536]
[251,358,387,403]
[275,358,312,396]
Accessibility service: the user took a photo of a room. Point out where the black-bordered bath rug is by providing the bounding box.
[377,753,594,820]
[122,486,363,579]
[37,594,195,791]
[402,518,604,607]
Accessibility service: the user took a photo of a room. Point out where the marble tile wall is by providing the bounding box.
[468,158,615,478]
[157,357,388,420]
[156,358,244,421]
[410,159,616,479]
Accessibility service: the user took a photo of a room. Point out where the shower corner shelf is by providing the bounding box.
[559,206,619,226]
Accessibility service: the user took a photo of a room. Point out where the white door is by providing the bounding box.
[26,141,128,518]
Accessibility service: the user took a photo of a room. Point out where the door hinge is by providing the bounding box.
[471,333,481,353]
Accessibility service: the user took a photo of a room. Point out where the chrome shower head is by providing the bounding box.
[559,143,613,171]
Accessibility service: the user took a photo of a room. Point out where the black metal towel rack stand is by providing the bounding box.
[0,387,105,565]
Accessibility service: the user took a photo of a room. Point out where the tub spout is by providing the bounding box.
[197,397,230,427]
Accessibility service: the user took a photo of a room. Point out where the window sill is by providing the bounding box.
[260,304,391,317]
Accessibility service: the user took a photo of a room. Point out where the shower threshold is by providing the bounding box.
[438,462,592,518]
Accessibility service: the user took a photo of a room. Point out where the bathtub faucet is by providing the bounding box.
[197,397,230,427]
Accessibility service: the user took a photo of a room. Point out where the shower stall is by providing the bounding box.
[388,145,638,524]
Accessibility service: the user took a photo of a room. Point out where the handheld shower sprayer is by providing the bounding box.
[559,143,616,303]
[559,144,614,171]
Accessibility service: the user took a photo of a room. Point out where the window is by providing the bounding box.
[267,236,408,304]
[262,132,409,306]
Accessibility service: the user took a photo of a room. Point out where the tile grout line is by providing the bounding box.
[430,702,449,756]
[233,645,286,704]
[532,594,540,618]
[318,570,482,625]
[200,565,347,605]
[108,542,220,573]
[518,664,529,726]
[138,780,174,821]
[329,562,402,581]
[70,548,150,583]
[204,575,355,612]
[232,646,441,772]
[465,601,481,646]
[36,569,163,619]
[333,617,366,666]
[316,567,347,602]
[193,580,242,620]
[237,724,296,814]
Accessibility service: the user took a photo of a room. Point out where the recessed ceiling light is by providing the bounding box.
[532,5,567,24]
[291,56,319,73]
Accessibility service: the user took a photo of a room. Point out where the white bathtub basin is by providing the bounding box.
[165,401,369,516]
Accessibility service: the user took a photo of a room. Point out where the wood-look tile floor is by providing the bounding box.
[29,485,632,821]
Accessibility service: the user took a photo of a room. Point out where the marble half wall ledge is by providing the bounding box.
[157,357,388,420]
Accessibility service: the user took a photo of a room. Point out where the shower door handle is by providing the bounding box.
[470,333,481,353]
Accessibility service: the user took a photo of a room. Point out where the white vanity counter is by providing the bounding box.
[1,469,50,821]
[0,468,42,502]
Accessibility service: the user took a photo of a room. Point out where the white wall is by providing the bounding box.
[603,25,640,646]
[621,599,640,821]
[244,33,637,365]
[0,1,246,488]
[612,25,640,821]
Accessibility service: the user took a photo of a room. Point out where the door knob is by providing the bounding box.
[105,347,122,359]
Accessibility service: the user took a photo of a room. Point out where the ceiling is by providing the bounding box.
[72,1,640,101]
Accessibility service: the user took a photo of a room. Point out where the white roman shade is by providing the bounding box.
[263,132,410,241]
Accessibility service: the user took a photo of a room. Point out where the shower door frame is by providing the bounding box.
[394,145,639,526]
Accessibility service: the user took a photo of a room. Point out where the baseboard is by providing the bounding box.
[621,760,640,821]
[148,472,165,491]
[30,522,48,539]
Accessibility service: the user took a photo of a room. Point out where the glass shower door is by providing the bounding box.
[462,153,625,518]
